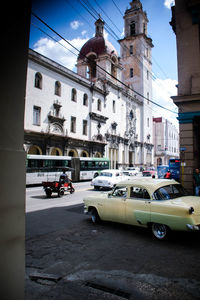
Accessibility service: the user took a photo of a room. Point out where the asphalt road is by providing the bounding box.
[25,181,200,300]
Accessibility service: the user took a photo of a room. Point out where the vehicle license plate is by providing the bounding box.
[98,180,103,183]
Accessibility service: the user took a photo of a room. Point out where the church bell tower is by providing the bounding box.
[119,0,154,166]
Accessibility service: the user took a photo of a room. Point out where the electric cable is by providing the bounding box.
[31,11,178,114]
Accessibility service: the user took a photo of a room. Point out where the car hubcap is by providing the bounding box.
[152,223,167,239]
[91,212,96,223]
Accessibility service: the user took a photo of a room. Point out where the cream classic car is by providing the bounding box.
[84,178,200,239]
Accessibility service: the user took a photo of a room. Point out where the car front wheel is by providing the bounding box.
[90,208,100,224]
[152,223,168,240]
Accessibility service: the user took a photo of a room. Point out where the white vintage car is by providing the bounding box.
[84,178,200,239]
[91,169,126,190]
[126,167,139,176]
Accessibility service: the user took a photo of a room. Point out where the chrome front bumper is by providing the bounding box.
[186,224,200,231]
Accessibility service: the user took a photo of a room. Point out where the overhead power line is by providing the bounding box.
[31,11,177,115]
[111,0,123,16]
[77,0,172,96]
[110,0,171,81]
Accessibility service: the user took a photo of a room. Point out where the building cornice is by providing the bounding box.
[118,34,154,48]
[171,93,200,105]
[28,48,93,90]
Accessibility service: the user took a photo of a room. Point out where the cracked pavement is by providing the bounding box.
[25,201,200,299]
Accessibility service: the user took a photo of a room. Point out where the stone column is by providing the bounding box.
[0,1,31,299]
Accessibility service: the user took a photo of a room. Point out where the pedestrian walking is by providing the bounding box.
[193,168,200,196]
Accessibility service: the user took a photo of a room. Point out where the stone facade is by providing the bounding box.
[153,117,179,166]
[25,0,154,169]
[170,0,200,193]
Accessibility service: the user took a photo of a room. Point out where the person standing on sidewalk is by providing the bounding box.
[164,170,172,179]
[193,168,200,196]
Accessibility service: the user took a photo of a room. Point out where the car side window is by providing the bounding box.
[130,187,150,200]
[112,186,127,198]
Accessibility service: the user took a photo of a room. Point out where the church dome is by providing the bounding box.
[78,18,118,60]
[78,36,118,60]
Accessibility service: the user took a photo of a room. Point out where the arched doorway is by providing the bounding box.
[157,157,162,166]
[50,147,62,156]
[80,150,89,157]
[95,152,102,158]
[68,149,78,157]
[27,145,42,155]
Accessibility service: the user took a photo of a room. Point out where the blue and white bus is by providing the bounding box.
[26,155,110,185]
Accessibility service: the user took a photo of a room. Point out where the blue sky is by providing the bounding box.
[30,0,178,127]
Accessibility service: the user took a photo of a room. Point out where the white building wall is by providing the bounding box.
[25,50,143,168]
[153,117,179,166]
[25,59,92,141]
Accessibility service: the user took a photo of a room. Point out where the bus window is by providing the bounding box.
[80,161,86,170]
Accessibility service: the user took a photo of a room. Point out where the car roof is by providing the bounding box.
[117,178,179,191]
[100,169,122,173]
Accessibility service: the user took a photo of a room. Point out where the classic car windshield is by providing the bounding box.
[153,184,189,200]
[112,186,127,197]
[99,172,112,177]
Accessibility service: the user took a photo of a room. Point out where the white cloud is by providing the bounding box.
[81,30,87,36]
[164,0,175,9]
[33,37,88,71]
[70,20,82,30]
[152,78,179,129]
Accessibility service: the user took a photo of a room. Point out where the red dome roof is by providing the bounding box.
[78,36,118,60]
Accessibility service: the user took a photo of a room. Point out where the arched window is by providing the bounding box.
[55,81,61,96]
[71,88,77,102]
[80,151,89,157]
[97,99,101,111]
[130,21,135,36]
[130,68,133,78]
[143,22,147,35]
[83,93,88,106]
[129,110,134,120]
[86,54,97,80]
[70,116,76,133]
[35,72,42,89]
[27,145,42,155]
[113,100,116,113]
[68,149,78,157]
[68,150,75,157]
[51,147,62,156]
[111,56,117,79]
[95,152,102,158]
